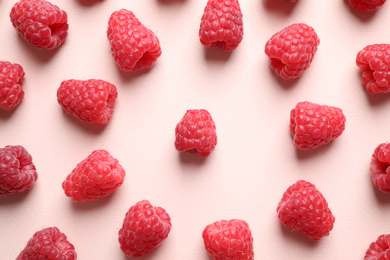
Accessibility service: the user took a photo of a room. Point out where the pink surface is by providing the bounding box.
[1,0,390,259]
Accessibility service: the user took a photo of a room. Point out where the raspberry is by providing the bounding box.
[348,0,386,11]
[10,0,69,49]
[17,227,77,260]
[199,0,244,52]
[107,9,161,72]
[118,200,172,257]
[62,149,125,202]
[0,61,25,110]
[0,145,38,196]
[265,23,320,79]
[356,44,390,94]
[277,180,335,240]
[290,101,346,150]
[202,219,254,260]
[57,79,118,125]
[174,109,217,157]
[369,143,390,192]
[365,234,390,259]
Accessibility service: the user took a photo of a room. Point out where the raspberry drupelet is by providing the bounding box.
[175,109,217,157]
[199,0,244,51]
[364,234,390,259]
[107,9,162,72]
[348,0,386,12]
[10,0,69,49]
[370,143,390,192]
[265,23,320,79]
[0,61,25,110]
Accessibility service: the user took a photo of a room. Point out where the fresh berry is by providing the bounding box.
[0,61,25,110]
[265,23,320,79]
[17,227,77,260]
[118,200,172,257]
[348,0,386,12]
[369,143,390,192]
[10,0,68,49]
[0,145,38,196]
[107,9,161,72]
[277,180,335,240]
[175,109,217,157]
[199,0,244,52]
[364,234,390,259]
[202,219,254,260]
[356,44,390,94]
[290,101,346,150]
[57,79,118,125]
[62,149,125,202]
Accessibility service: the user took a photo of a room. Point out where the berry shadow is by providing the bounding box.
[70,192,116,211]
[343,0,377,22]
[16,34,62,63]
[0,189,33,205]
[115,66,154,84]
[364,90,390,107]
[0,107,18,120]
[60,109,108,135]
[76,0,105,6]
[372,179,390,205]
[262,0,297,16]
[178,152,209,166]
[203,47,233,62]
[156,0,187,5]
[268,66,302,90]
[279,222,320,248]
[294,141,335,160]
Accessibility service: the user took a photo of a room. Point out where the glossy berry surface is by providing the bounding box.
[175,109,217,157]
[199,0,243,51]
[0,145,37,196]
[17,227,77,260]
[365,234,390,260]
[356,44,390,94]
[348,0,386,11]
[265,23,320,79]
[202,219,254,260]
[10,0,68,49]
[0,61,24,110]
[57,79,118,125]
[107,9,161,72]
[290,101,346,150]
[370,143,390,192]
[277,180,335,240]
[118,200,172,257]
[62,149,125,202]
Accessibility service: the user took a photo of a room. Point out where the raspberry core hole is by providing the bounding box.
[214,41,226,50]
[49,23,66,39]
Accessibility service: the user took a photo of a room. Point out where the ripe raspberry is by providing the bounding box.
[0,145,38,196]
[62,149,125,202]
[0,61,25,110]
[290,101,346,150]
[57,79,118,125]
[199,0,244,52]
[17,227,77,260]
[277,180,335,240]
[202,219,254,260]
[174,109,217,157]
[265,23,320,79]
[118,200,172,257]
[10,0,69,49]
[364,234,390,259]
[348,0,386,12]
[369,143,390,192]
[356,44,390,94]
[107,9,161,72]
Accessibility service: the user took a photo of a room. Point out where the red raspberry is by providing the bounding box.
[10,0,69,49]
[277,180,335,240]
[0,145,38,196]
[356,44,390,94]
[62,149,125,202]
[265,23,320,79]
[202,219,254,260]
[107,9,161,72]
[17,227,77,260]
[174,109,217,157]
[0,61,25,110]
[199,0,244,52]
[369,143,390,192]
[118,200,172,257]
[348,0,386,12]
[365,234,390,259]
[290,101,346,150]
[57,79,118,125]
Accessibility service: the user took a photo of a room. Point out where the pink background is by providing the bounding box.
[1,0,390,259]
